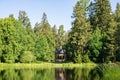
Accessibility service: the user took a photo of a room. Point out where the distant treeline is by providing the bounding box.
[0,0,120,63]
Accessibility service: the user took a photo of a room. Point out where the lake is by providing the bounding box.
[0,64,120,80]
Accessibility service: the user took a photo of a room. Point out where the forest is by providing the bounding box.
[0,0,120,63]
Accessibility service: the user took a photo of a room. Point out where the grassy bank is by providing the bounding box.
[0,62,97,70]
[97,63,120,79]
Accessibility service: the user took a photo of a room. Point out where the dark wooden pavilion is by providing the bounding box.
[55,47,66,62]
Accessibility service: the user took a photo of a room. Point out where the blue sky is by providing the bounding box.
[0,0,120,31]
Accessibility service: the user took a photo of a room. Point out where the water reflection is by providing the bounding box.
[88,65,104,80]
[0,65,119,80]
[0,69,55,80]
[55,68,66,80]
[66,67,91,80]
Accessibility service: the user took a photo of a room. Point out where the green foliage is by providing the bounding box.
[88,0,116,63]
[20,51,35,63]
[105,18,116,62]
[34,35,50,61]
[0,13,35,63]
[52,25,57,48]
[1,0,120,63]
[0,16,25,63]
[18,10,31,31]
[82,54,90,63]
[18,10,35,52]
[57,25,65,46]
[34,13,54,62]
[115,3,120,62]
[73,53,82,63]
[0,17,15,63]
[88,28,103,62]
[66,0,91,63]
[115,3,120,22]
[0,19,3,62]
[90,0,111,30]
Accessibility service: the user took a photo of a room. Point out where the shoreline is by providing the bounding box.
[0,62,97,70]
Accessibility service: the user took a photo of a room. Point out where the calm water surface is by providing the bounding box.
[0,64,120,80]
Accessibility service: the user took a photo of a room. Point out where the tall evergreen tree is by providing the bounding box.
[66,0,91,63]
[87,1,97,30]
[57,25,65,47]
[81,0,89,17]
[18,10,32,33]
[88,28,103,62]
[34,34,49,61]
[115,3,120,22]
[88,0,115,62]
[34,13,54,61]
[18,10,35,52]
[34,22,40,36]
[41,13,54,61]
[115,3,120,61]
[52,25,57,49]
[40,13,51,33]
[91,0,111,31]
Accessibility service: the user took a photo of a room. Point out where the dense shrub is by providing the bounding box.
[20,51,35,63]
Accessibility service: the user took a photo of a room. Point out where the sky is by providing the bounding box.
[0,0,120,31]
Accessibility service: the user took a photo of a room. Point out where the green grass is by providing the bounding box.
[91,63,120,80]
[0,62,97,70]
[102,64,120,80]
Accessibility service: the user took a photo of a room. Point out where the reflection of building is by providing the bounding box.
[55,48,66,62]
[55,68,66,80]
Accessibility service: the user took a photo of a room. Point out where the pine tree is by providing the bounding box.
[88,28,103,62]
[67,0,91,63]
[34,34,49,61]
[115,3,120,22]
[52,25,57,49]
[88,0,115,62]
[18,10,35,52]
[40,13,51,33]
[34,13,54,62]
[115,3,120,61]
[57,25,65,47]
[93,0,111,31]
[18,10,32,33]
[87,1,97,30]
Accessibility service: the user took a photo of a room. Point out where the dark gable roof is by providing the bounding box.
[55,49,65,54]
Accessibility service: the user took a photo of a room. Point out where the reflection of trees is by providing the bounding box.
[1,69,20,80]
[34,69,55,80]
[0,68,55,80]
[88,65,104,80]
[66,69,73,80]
[0,65,118,80]
[66,68,91,80]
[0,68,92,80]
[19,69,34,80]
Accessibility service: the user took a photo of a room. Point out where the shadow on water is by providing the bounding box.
[0,64,120,80]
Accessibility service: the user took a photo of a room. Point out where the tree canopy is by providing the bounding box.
[0,0,120,63]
